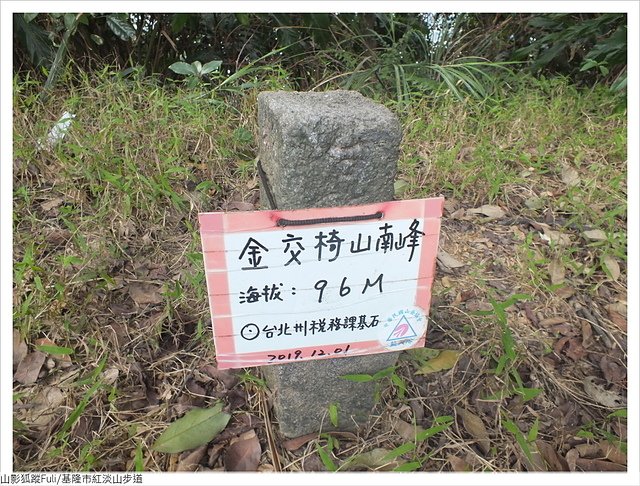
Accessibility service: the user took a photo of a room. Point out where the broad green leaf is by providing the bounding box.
[391,373,406,399]
[340,373,373,382]
[169,61,197,76]
[416,350,460,374]
[372,366,396,380]
[580,59,598,71]
[90,34,104,46]
[193,60,202,74]
[201,60,222,74]
[63,13,77,31]
[434,415,454,424]
[315,443,337,471]
[328,403,338,427]
[504,419,533,464]
[394,179,409,196]
[152,404,230,453]
[16,14,53,66]
[134,441,144,472]
[514,387,542,402]
[608,409,627,419]
[106,14,136,41]
[394,461,422,471]
[171,13,192,33]
[14,417,27,431]
[382,442,415,462]
[527,418,539,443]
[416,422,452,441]
[24,13,38,23]
[501,326,516,361]
[35,344,73,355]
[236,13,250,26]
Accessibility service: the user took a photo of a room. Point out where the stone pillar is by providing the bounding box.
[257,90,402,438]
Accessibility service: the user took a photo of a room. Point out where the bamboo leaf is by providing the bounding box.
[315,442,338,471]
[35,344,73,355]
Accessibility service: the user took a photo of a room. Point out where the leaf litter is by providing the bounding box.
[12,74,627,473]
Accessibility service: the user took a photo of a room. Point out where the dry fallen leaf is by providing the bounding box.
[40,197,64,212]
[599,355,626,384]
[524,197,544,210]
[416,350,460,374]
[606,303,627,332]
[13,329,28,368]
[25,386,66,427]
[575,458,626,472]
[565,448,579,471]
[392,417,424,442]
[176,445,208,472]
[536,440,568,471]
[539,316,567,327]
[200,365,239,389]
[561,165,580,187]
[455,406,490,455]
[554,286,575,299]
[523,443,547,472]
[565,337,587,361]
[582,229,607,241]
[128,282,164,305]
[224,430,261,472]
[599,439,626,465]
[14,351,47,385]
[443,199,459,214]
[447,454,471,472]
[282,433,318,452]
[602,255,621,281]
[582,376,625,408]
[343,448,402,471]
[540,226,572,247]
[548,260,565,285]
[467,204,506,219]
[224,201,255,211]
[437,250,465,270]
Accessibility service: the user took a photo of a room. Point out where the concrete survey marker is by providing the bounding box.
[198,197,443,369]
[201,90,444,437]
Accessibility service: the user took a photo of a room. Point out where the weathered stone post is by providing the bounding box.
[257,90,402,438]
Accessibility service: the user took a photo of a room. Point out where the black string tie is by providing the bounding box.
[277,211,384,227]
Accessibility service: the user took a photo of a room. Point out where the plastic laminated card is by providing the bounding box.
[198,197,444,369]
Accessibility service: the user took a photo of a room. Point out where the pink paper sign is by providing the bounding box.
[199,197,443,369]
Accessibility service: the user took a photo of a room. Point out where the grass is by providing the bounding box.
[12,66,627,472]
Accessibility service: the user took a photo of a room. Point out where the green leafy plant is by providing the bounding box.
[577,409,627,454]
[474,294,542,402]
[504,418,543,470]
[384,415,454,471]
[168,59,222,87]
[341,365,406,401]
